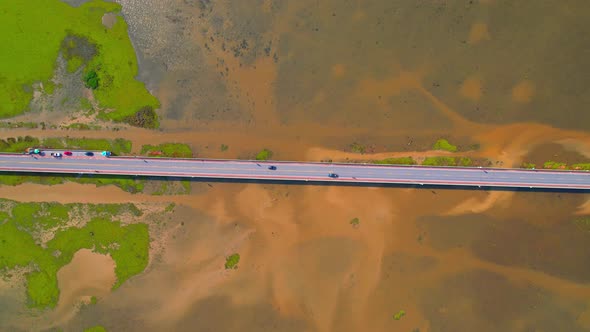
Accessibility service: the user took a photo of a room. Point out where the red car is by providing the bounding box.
[64,151,73,156]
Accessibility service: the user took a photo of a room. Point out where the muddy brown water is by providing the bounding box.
[3,0,590,331]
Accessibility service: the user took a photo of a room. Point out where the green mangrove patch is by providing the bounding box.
[0,0,159,127]
[0,200,148,309]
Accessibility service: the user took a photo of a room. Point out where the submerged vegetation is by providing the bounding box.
[0,200,148,309]
[573,217,590,233]
[350,142,366,154]
[0,0,159,127]
[83,70,99,90]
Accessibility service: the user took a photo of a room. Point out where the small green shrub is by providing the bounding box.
[83,70,99,90]
[521,162,536,169]
[458,157,472,166]
[220,144,229,152]
[350,218,360,227]
[225,253,240,269]
[571,163,590,170]
[393,310,406,320]
[543,161,566,169]
[422,156,456,166]
[255,149,273,161]
[433,139,457,152]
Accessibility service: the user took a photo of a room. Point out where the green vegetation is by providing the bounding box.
[422,156,457,166]
[141,143,193,158]
[571,163,590,170]
[29,137,132,155]
[0,136,198,194]
[0,122,39,129]
[543,161,567,169]
[80,98,93,110]
[433,139,457,152]
[421,156,472,167]
[44,81,56,95]
[84,326,107,332]
[0,173,144,193]
[350,217,360,227]
[521,161,590,171]
[0,200,148,309]
[225,253,240,269]
[49,219,149,289]
[90,295,98,305]
[255,149,273,161]
[165,203,176,213]
[83,70,99,90]
[0,0,159,127]
[393,310,406,320]
[350,142,366,154]
[220,144,229,152]
[150,179,190,196]
[373,157,416,165]
[0,136,40,153]
[67,56,84,73]
[458,157,472,166]
[120,106,159,129]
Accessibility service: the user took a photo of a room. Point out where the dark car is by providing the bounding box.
[64,151,73,156]
[268,166,277,170]
[84,152,94,157]
[328,173,339,178]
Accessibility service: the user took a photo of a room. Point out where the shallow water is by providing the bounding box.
[4,0,590,331]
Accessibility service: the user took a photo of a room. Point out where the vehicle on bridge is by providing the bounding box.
[101,151,111,157]
[328,173,339,178]
[64,151,73,156]
[85,152,94,157]
[26,148,41,155]
[50,152,62,158]
[268,165,277,170]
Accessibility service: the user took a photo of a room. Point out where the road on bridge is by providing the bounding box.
[0,152,589,190]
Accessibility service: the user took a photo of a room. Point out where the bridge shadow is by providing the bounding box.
[2,171,589,194]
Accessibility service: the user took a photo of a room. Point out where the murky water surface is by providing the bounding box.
[3,0,590,331]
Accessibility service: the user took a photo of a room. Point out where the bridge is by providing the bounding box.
[0,151,589,190]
